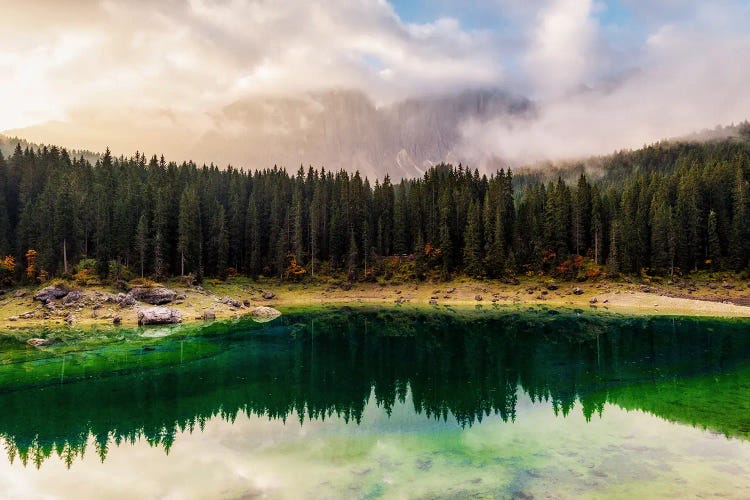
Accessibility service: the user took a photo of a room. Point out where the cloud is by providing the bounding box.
[461,0,750,166]
[0,0,504,134]
[1,0,749,169]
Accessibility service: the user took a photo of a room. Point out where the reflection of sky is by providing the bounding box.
[1,389,749,499]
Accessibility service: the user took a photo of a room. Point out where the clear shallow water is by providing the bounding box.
[0,308,749,498]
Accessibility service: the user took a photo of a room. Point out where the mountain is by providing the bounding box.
[190,89,532,178]
[3,89,531,179]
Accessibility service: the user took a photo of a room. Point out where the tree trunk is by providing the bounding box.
[63,239,68,274]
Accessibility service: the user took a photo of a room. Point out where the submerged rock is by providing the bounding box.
[250,306,281,322]
[26,338,54,347]
[33,285,69,304]
[128,286,177,305]
[137,307,182,325]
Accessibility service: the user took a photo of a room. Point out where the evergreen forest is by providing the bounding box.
[0,134,749,285]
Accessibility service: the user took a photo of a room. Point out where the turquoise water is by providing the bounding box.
[0,309,749,498]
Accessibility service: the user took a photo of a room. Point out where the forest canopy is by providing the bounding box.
[0,135,748,285]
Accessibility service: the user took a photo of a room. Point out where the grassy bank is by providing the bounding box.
[1,274,749,332]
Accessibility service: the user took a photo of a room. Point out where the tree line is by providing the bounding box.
[0,136,748,284]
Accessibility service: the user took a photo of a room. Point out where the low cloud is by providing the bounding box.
[2,0,749,169]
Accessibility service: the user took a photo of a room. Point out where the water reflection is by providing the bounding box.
[0,308,749,469]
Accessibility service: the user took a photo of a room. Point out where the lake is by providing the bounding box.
[0,307,749,498]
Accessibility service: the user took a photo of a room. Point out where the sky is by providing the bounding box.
[1,0,750,165]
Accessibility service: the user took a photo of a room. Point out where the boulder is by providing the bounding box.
[251,306,281,322]
[546,283,559,291]
[137,307,182,325]
[573,287,584,295]
[128,286,177,305]
[261,291,276,300]
[27,338,54,347]
[33,285,69,304]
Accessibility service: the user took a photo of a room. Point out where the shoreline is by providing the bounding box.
[1,276,750,332]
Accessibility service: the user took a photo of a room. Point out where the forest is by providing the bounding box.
[0,133,749,285]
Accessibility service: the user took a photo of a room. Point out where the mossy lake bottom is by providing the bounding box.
[0,307,749,498]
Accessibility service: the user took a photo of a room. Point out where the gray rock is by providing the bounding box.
[589,297,598,304]
[573,287,584,295]
[8,316,18,321]
[128,286,177,305]
[546,283,559,291]
[221,297,242,308]
[62,290,83,305]
[33,285,69,304]
[118,293,136,307]
[202,310,216,320]
[137,307,182,325]
[261,291,276,300]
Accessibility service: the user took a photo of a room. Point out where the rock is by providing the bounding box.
[251,306,281,322]
[429,298,438,305]
[262,291,276,300]
[573,287,584,295]
[128,286,177,305]
[446,288,456,294]
[707,283,717,290]
[395,290,402,295]
[541,290,548,296]
[62,290,83,305]
[430,295,438,300]
[475,295,483,301]
[137,307,182,325]
[546,283,559,291]
[221,297,242,308]
[339,283,352,291]
[202,310,216,320]
[175,294,186,300]
[117,293,136,307]
[33,285,70,304]
[505,277,520,286]
[8,316,18,322]
[65,314,75,325]
[113,315,122,325]
[27,338,53,347]
[603,299,609,304]
[589,297,598,304]
[243,299,251,307]
[14,289,27,298]
[640,285,652,293]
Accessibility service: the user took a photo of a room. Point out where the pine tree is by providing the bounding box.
[134,213,149,278]
[244,191,261,276]
[177,187,202,276]
[707,209,721,270]
[462,201,483,277]
[729,168,749,271]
